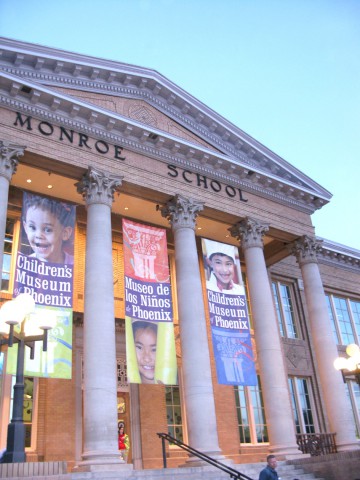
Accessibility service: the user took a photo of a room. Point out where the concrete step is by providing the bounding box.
[0,461,67,478]
[0,461,325,480]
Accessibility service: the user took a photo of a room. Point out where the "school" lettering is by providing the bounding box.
[167,164,248,202]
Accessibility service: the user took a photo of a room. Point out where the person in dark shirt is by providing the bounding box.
[259,455,279,480]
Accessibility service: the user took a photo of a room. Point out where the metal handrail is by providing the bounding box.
[157,432,254,480]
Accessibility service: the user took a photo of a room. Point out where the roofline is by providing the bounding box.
[0,37,333,214]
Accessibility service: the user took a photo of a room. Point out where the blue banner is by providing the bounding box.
[202,238,257,386]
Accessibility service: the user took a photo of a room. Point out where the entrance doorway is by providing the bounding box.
[117,392,131,463]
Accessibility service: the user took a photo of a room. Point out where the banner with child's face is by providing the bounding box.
[201,238,257,386]
[123,218,177,385]
[7,191,76,379]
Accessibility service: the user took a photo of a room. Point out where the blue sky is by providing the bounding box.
[1,0,359,249]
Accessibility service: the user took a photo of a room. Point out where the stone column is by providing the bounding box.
[230,217,301,458]
[0,141,25,286]
[290,235,359,451]
[76,167,125,469]
[160,194,223,463]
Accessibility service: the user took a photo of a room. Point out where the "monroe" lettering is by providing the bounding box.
[14,112,126,161]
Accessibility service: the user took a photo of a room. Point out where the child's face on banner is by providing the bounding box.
[134,327,157,383]
[210,254,235,289]
[23,206,72,263]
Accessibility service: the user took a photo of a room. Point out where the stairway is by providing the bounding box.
[0,461,324,480]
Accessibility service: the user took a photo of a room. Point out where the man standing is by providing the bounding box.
[259,455,279,480]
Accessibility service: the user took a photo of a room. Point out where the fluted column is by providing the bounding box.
[76,167,124,468]
[230,217,301,458]
[160,194,223,463]
[0,141,25,286]
[290,235,359,451]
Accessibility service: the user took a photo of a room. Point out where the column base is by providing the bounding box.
[179,451,232,468]
[73,450,133,472]
[336,441,360,453]
[269,444,305,459]
[73,462,133,473]
[2,422,26,463]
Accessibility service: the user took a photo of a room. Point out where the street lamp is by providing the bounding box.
[333,343,360,386]
[0,293,56,463]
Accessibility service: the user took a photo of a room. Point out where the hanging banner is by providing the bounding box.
[123,218,177,385]
[7,192,76,379]
[201,238,257,386]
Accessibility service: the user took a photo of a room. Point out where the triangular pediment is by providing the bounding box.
[0,37,332,213]
[52,87,218,151]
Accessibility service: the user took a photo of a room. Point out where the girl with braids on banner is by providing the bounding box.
[22,192,75,264]
[132,321,159,384]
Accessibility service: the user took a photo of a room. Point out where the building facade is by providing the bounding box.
[0,37,359,471]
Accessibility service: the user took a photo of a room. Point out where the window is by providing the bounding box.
[327,294,360,438]
[326,294,360,345]
[1,218,15,291]
[234,376,268,444]
[117,356,129,392]
[346,382,360,439]
[350,300,360,341]
[10,376,34,448]
[272,281,298,338]
[289,377,317,434]
[326,295,340,344]
[165,385,184,443]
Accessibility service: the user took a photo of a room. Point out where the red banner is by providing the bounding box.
[123,219,177,385]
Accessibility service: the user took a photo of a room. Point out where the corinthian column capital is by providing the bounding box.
[159,194,204,231]
[229,217,269,250]
[0,141,26,181]
[76,167,123,208]
[289,235,323,266]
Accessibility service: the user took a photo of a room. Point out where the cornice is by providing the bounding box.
[0,66,270,170]
[0,37,332,201]
[317,238,360,272]
[0,65,323,192]
[0,70,331,214]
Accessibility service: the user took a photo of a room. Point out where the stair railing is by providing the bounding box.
[157,432,254,480]
[296,432,337,456]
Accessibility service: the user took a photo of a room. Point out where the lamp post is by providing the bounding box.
[0,293,56,463]
[334,343,360,386]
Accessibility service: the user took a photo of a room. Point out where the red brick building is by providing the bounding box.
[0,37,359,471]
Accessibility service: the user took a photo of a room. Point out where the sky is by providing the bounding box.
[0,0,359,250]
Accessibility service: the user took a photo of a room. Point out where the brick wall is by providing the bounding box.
[139,384,168,469]
[287,449,360,480]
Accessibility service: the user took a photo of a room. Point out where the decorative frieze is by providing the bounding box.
[0,92,325,214]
